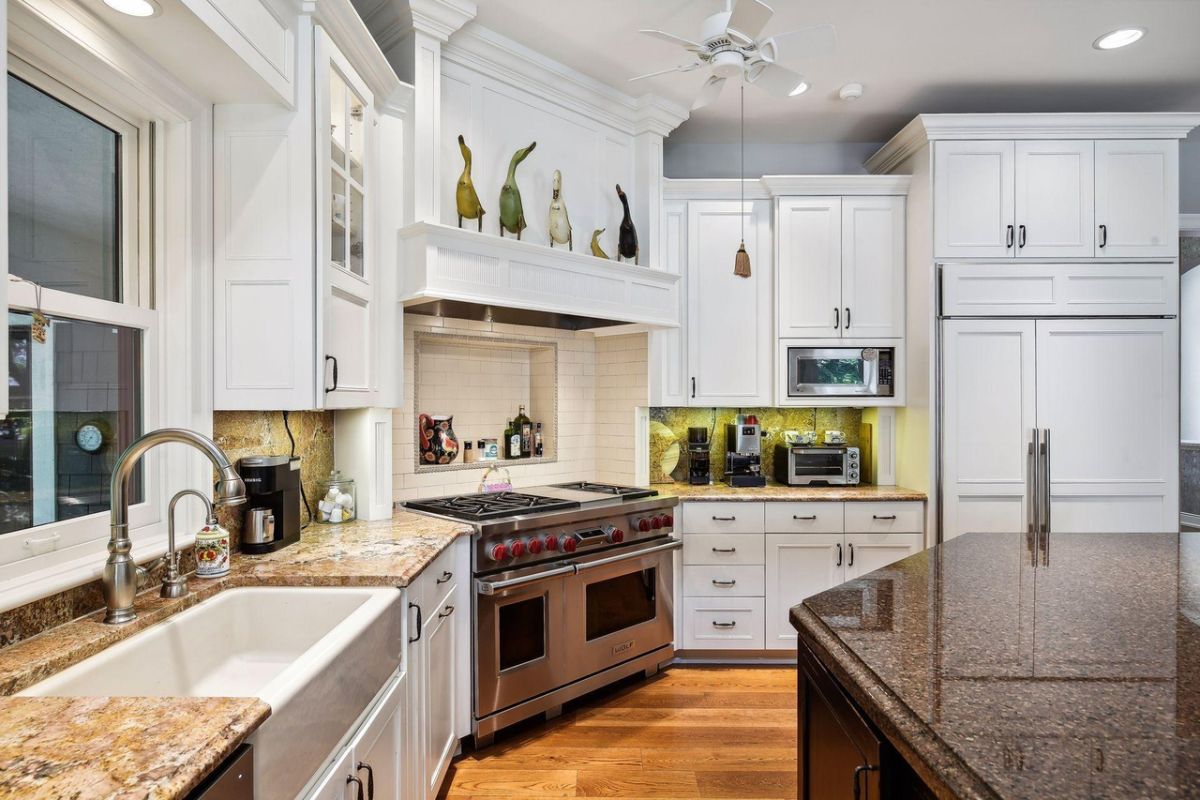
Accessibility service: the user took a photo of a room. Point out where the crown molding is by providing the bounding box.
[868,112,1200,175]
[380,81,415,117]
[442,23,686,139]
[761,174,911,196]
[1182,214,1200,237]
[306,0,401,101]
[357,0,475,53]
[662,178,771,201]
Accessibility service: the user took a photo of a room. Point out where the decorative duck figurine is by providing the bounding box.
[589,228,609,259]
[455,135,485,231]
[615,184,639,264]
[547,170,572,249]
[499,141,536,239]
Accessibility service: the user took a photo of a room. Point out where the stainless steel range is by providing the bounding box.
[404,482,680,746]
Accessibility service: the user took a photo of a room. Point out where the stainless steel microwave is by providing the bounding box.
[786,346,894,398]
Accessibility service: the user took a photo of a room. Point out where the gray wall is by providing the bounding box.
[1182,130,1200,214]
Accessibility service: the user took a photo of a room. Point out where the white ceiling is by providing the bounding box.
[472,0,1200,145]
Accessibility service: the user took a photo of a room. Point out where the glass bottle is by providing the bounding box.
[534,422,544,457]
[515,404,532,458]
[505,419,521,460]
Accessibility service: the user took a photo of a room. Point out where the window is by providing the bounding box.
[0,59,156,570]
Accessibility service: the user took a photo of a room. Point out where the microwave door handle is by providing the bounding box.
[863,351,878,395]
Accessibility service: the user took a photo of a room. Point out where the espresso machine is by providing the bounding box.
[686,426,711,485]
[724,420,766,488]
[238,455,301,554]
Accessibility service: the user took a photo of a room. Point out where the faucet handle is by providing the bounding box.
[137,558,165,590]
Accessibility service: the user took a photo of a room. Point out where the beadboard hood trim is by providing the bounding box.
[398,222,681,331]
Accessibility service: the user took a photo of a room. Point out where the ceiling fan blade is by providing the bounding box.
[749,63,807,97]
[638,29,706,52]
[627,62,701,82]
[692,75,726,110]
[765,24,838,59]
[727,0,774,43]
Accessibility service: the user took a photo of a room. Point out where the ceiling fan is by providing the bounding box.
[630,0,837,110]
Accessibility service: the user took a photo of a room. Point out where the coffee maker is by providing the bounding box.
[724,420,766,488]
[239,455,301,554]
[686,426,711,485]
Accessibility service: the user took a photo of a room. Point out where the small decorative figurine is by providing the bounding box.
[616,184,639,264]
[455,134,485,231]
[499,141,536,239]
[590,228,609,259]
[547,169,572,249]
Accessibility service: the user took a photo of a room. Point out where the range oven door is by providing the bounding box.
[475,563,572,719]
[787,346,894,398]
[565,537,680,682]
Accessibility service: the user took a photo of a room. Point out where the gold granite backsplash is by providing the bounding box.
[648,407,863,483]
[212,411,335,542]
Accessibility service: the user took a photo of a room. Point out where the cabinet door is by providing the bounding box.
[1014,140,1094,258]
[649,201,689,405]
[1035,318,1178,533]
[934,140,1016,258]
[843,533,923,579]
[353,672,405,800]
[765,533,844,648]
[1095,140,1179,258]
[317,27,377,408]
[305,748,356,800]
[941,320,1036,541]
[423,593,458,798]
[777,198,842,338]
[841,196,905,338]
[798,644,882,800]
[687,200,772,405]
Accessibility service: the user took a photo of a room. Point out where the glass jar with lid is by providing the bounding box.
[316,470,357,524]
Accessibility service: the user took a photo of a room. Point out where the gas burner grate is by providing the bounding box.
[550,482,657,500]
[405,491,579,521]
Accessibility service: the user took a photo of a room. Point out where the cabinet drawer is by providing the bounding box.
[683,533,765,565]
[682,502,765,534]
[845,502,924,533]
[941,262,1178,317]
[764,502,844,533]
[682,596,765,649]
[684,565,764,597]
[424,544,459,610]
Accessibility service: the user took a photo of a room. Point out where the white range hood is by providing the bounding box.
[398,222,680,331]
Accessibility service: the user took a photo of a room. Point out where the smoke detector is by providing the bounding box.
[838,82,864,101]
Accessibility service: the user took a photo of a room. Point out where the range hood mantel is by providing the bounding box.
[398,222,680,332]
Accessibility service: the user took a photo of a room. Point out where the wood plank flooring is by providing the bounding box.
[439,666,797,799]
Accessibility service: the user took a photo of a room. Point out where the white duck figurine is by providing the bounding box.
[547,169,573,249]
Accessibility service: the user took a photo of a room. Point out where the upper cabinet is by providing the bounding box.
[933,136,1178,260]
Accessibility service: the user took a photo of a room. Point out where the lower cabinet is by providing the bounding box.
[306,669,407,800]
[421,590,459,798]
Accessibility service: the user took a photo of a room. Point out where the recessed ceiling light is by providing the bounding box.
[1093,28,1145,50]
[102,0,161,17]
[839,82,865,101]
[789,81,810,97]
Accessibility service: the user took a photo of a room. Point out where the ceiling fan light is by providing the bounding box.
[1093,27,1145,50]
[789,81,810,96]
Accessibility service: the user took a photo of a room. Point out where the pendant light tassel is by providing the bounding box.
[733,83,751,278]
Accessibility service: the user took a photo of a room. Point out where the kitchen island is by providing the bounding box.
[790,531,1199,799]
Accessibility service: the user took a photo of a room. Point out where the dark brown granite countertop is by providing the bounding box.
[659,481,927,502]
[791,532,1200,799]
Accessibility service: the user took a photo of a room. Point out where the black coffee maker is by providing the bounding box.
[238,455,301,554]
[686,427,711,485]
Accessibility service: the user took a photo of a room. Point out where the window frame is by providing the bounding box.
[0,56,163,579]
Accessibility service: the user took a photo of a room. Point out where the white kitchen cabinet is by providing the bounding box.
[934,140,1016,258]
[1094,140,1179,258]
[843,532,924,579]
[776,196,905,340]
[1014,141,1094,258]
[686,200,772,406]
[648,201,690,406]
[764,533,844,647]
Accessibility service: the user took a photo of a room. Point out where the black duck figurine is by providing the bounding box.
[615,184,639,264]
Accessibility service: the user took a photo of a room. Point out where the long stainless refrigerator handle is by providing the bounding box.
[1027,429,1038,567]
[1040,428,1051,566]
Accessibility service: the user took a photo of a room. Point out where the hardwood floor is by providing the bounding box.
[439,666,797,799]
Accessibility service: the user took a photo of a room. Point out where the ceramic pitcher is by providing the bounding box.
[419,414,460,465]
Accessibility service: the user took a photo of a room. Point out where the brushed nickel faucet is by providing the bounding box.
[103,428,246,624]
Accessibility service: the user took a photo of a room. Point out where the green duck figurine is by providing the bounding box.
[499,141,536,239]
[589,228,609,259]
[455,134,484,231]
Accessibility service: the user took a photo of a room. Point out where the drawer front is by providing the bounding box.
[682,533,766,565]
[845,501,924,533]
[425,545,459,609]
[682,502,765,534]
[682,596,765,649]
[764,502,844,533]
[683,565,765,597]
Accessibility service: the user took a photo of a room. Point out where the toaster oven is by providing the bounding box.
[774,444,861,486]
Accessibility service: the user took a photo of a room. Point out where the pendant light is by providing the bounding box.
[733,83,752,278]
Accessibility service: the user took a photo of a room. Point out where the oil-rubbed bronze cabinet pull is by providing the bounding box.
[346,775,365,800]
[1099,224,1107,248]
[439,604,456,619]
[711,579,737,587]
[712,620,737,628]
[848,543,855,567]
[793,515,817,520]
[1006,224,1015,248]
[356,763,375,800]
[711,547,737,553]
[852,764,879,800]
[836,543,843,567]
[873,515,897,520]
[436,570,453,584]
[711,515,736,521]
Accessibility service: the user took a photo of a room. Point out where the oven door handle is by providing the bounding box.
[574,538,683,572]
[476,564,576,595]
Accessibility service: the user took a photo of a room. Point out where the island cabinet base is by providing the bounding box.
[799,641,935,800]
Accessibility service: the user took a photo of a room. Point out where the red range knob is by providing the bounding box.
[509,539,526,558]
[543,534,559,551]
[650,516,663,530]
[561,536,578,553]
[638,518,651,532]
[662,513,675,528]
[489,543,509,561]
[527,537,544,555]
[609,528,625,544]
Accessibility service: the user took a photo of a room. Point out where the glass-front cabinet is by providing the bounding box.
[316,27,375,408]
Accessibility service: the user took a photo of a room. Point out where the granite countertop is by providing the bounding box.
[791,532,1199,799]
[0,510,470,800]
[661,481,927,502]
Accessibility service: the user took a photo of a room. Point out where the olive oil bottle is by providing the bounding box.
[504,419,521,460]
[515,404,533,458]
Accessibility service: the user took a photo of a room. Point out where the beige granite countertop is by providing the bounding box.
[0,509,470,800]
[660,481,927,502]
